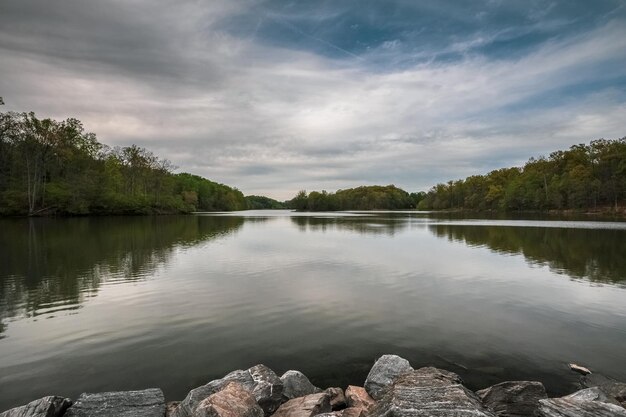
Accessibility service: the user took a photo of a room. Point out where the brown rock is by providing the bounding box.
[194,382,264,417]
[340,408,368,417]
[273,393,331,417]
[345,386,375,412]
[325,388,346,411]
[166,402,181,417]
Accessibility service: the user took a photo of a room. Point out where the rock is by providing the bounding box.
[369,367,496,417]
[581,373,626,406]
[569,364,592,376]
[194,382,264,417]
[172,365,283,417]
[340,408,367,417]
[537,398,626,416]
[312,408,366,417]
[324,388,346,411]
[281,371,322,401]
[166,402,180,417]
[344,386,375,412]
[476,380,547,416]
[0,396,72,417]
[564,388,621,406]
[364,354,413,400]
[273,393,331,417]
[248,365,284,415]
[64,388,165,417]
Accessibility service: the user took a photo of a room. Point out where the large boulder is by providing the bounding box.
[564,387,622,406]
[370,367,496,417]
[272,393,331,417]
[280,371,322,401]
[538,398,626,416]
[364,355,413,400]
[581,373,626,407]
[194,382,264,417]
[172,365,283,417]
[476,381,547,416]
[64,388,165,417]
[0,396,72,417]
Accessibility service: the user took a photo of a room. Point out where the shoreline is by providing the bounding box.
[2,354,624,417]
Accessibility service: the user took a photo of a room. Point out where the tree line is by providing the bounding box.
[287,185,423,211]
[416,138,626,211]
[0,111,247,215]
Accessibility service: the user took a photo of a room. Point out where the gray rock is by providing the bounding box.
[280,371,322,401]
[537,398,626,417]
[194,382,264,417]
[0,396,72,417]
[476,381,547,416]
[364,354,413,400]
[324,388,346,411]
[172,365,282,417]
[273,393,331,417]
[564,387,621,406]
[370,367,496,417]
[64,388,165,417]
[248,365,283,415]
[581,373,626,407]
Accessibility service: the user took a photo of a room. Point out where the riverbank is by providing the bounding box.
[2,355,625,417]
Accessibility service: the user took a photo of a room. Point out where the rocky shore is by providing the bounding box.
[2,355,625,417]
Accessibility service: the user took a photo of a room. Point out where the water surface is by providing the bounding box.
[1,211,625,410]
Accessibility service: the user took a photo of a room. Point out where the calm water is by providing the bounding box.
[1,211,626,410]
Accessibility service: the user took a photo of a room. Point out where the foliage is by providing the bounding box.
[417,138,626,212]
[0,111,246,215]
[245,195,285,209]
[286,185,414,211]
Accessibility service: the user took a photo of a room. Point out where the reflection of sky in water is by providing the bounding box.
[0,212,625,411]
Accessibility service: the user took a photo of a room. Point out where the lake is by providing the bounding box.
[1,211,625,411]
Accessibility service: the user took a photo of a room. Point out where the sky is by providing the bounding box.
[1,0,625,200]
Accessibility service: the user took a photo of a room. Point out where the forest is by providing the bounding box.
[417,138,626,211]
[287,185,424,211]
[0,111,247,215]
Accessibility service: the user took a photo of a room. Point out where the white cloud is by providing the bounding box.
[0,2,624,200]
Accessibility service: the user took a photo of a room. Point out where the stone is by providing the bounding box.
[194,382,264,417]
[281,371,322,401]
[324,388,346,411]
[64,388,165,417]
[581,373,626,406]
[272,393,331,417]
[564,387,621,406]
[0,396,72,417]
[172,365,283,417]
[369,367,496,417]
[537,398,626,416]
[248,365,284,415]
[166,402,180,417]
[364,354,413,400]
[476,380,547,416]
[340,408,367,417]
[344,386,375,412]
[569,364,592,376]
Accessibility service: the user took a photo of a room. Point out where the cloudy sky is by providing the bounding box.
[1,0,625,199]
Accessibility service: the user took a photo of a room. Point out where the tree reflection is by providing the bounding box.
[0,216,246,332]
[430,224,626,284]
